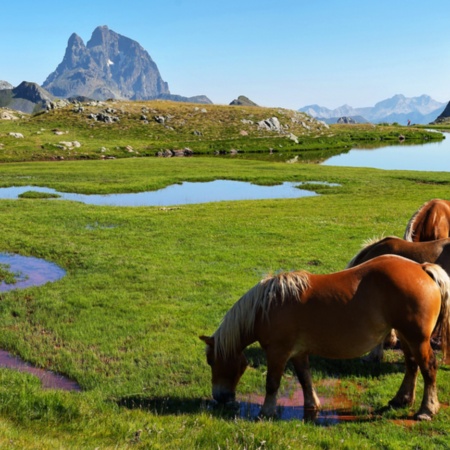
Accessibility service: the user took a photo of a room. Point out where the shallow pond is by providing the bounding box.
[0,253,65,292]
[0,180,324,206]
[323,132,450,171]
[0,254,79,390]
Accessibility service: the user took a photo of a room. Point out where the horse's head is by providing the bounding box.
[199,335,248,404]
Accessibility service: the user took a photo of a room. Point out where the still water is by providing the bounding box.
[0,180,320,206]
[323,132,450,171]
[0,253,66,292]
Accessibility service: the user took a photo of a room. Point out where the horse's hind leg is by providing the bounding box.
[290,353,320,411]
[390,337,439,420]
[413,342,439,420]
[388,342,418,409]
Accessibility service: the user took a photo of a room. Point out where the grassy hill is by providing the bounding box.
[0,99,443,162]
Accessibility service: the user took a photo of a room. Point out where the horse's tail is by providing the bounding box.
[422,262,450,363]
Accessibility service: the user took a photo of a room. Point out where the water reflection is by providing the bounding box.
[323,132,450,171]
[0,180,322,206]
[0,254,78,390]
[0,253,65,292]
[0,350,81,391]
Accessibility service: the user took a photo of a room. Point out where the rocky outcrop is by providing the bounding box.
[42,26,170,101]
[337,116,357,124]
[0,81,55,114]
[155,93,212,104]
[432,101,450,124]
[0,81,13,90]
[230,95,258,106]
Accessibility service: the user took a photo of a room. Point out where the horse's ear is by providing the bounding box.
[199,335,214,347]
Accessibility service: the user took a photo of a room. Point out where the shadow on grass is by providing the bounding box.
[113,394,385,425]
[113,349,419,425]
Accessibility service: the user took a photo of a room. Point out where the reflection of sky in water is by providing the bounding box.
[0,253,66,292]
[323,133,450,171]
[0,180,318,207]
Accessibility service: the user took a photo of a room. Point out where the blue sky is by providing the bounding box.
[1,0,449,109]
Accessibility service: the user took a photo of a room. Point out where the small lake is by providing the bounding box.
[0,180,324,207]
[323,132,450,171]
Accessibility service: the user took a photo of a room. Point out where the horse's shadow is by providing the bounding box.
[112,349,409,425]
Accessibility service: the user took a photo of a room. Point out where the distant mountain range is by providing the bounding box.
[299,95,447,125]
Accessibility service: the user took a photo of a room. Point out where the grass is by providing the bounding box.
[0,102,449,447]
[0,264,19,285]
[0,155,448,448]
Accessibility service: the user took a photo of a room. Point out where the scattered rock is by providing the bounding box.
[0,110,19,120]
[8,132,24,138]
[258,117,282,132]
[337,116,357,124]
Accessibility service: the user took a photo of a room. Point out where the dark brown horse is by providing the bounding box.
[404,199,450,242]
[201,255,450,421]
[347,236,450,361]
[347,236,450,273]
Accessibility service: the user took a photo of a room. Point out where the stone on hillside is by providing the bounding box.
[258,117,282,131]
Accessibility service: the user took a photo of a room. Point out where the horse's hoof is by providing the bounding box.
[415,412,432,421]
[225,400,240,410]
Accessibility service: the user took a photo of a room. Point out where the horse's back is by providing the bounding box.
[263,255,442,360]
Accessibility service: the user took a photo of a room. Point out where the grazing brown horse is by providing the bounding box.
[200,255,450,421]
[404,199,450,242]
[347,236,450,273]
[347,236,450,361]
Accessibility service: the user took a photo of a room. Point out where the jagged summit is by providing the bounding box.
[432,101,450,124]
[42,26,170,101]
[230,95,258,106]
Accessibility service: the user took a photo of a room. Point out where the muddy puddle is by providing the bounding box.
[0,350,80,391]
[237,379,416,425]
[0,253,79,391]
[237,379,358,424]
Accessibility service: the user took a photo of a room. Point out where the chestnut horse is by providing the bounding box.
[347,236,450,361]
[200,255,450,421]
[404,199,450,242]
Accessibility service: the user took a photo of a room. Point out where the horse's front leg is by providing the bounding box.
[290,352,320,411]
[260,348,290,418]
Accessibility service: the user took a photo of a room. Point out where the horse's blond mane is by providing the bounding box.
[213,271,310,359]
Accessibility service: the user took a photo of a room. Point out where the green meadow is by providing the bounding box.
[0,103,449,448]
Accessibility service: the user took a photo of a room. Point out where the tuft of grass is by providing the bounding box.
[18,190,60,199]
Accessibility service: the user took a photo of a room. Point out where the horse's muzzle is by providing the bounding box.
[212,386,236,404]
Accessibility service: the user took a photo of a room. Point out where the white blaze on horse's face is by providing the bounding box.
[200,336,248,404]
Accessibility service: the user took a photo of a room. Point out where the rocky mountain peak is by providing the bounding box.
[42,26,170,101]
